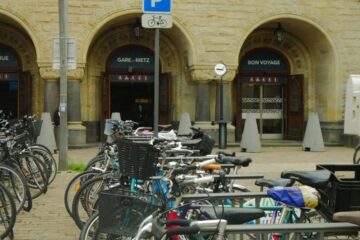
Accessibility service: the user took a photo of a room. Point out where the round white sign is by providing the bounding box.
[214,63,227,76]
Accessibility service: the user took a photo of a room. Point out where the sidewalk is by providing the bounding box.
[11,145,355,239]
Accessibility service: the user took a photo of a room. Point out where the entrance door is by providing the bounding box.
[241,80,284,139]
[0,73,18,117]
[285,74,304,140]
[18,71,32,117]
[100,72,110,141]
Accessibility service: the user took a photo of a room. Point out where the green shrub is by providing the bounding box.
[68,162,86,172]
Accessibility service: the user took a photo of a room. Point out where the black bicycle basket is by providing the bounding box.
[98,187,163,236]
[116,138,160,180]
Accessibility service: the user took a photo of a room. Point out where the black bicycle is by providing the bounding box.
[352,143,360,164]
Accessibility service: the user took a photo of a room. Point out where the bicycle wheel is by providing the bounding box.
[64,170,99,218]
[79,210,142,240]
[28,145,57,184]
[0,182,16,239]
[85,154,106,171]
[72,174,111,229]
[17,153,49,199]
[80,212,123,240]
[353,144,360,164]
[0,163,30,214]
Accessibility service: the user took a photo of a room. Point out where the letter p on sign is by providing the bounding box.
[143,0,171,13]
[151,0,162,7]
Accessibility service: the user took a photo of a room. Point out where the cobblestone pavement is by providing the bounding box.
[10,145,354,239]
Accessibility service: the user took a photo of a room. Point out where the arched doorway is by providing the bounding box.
[0,44,31,118]
[101,44,172,131]
[236,48,304,140]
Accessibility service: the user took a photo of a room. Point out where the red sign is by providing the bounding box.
[110,74,154,83]
[241,76,285,84]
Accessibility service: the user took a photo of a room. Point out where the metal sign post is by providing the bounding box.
[142,0,172,137]
[58,0,68,170]
[214,63,227,149]
[153,28,160,137]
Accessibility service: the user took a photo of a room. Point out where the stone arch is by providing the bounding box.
[0,23,37,71]
[0,10,39,61]
[239,30,315,115]
[81,10,196,66]
[236,15,337,122]
[82,12,197,126]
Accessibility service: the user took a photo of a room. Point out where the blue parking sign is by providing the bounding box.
[143,0,171,13]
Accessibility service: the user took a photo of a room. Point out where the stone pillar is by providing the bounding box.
[195,82,210,121]
[190,65,237,145]
[67,79,86,146]
[44,79,60,149]
[44,80,60,115]
[68,80,81,121]
[40,67,86,147]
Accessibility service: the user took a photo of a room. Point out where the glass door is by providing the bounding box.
[241,83,284,139]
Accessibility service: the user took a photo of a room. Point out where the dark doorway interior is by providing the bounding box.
[111,82,154,127]
[0,80,17,117]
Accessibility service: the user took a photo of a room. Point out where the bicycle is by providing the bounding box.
[352,144,360,164]
[147,15,167,27]
[0,181,16,239]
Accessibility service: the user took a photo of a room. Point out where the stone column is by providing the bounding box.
[195,82,210,121]
[40,67,86,146]
[189,65,238,144]
[44,79,60,115]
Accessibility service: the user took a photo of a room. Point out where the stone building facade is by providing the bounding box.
[0,0,359,145]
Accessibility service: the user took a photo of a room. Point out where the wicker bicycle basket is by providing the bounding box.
[116,138,160,180]
[98,187,163,236]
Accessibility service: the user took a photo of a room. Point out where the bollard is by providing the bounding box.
[240,113,261,152]
[178,112,192,135]
[302,112,325,152]
[36,112,57,153]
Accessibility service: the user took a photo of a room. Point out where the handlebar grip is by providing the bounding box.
[172,165,197,175]
[166,225,200,237]
[165,219,191,226]
[197,158,216,167]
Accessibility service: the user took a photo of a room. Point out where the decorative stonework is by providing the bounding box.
[0,23,36,70]
[39,68,85,81]
[189,65,237,82]
[90,25,180,72]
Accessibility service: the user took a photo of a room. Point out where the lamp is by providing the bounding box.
[274,22,285,43]
[134,18,143,39]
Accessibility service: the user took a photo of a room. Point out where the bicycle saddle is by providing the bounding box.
[200,206,265,224]
[333,211,360,225]
[255,178,295,188]
[281,169,331,189]
[218,156,252,167]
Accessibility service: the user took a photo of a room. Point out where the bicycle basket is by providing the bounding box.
[116,138,159,180]
[98,187,163,236]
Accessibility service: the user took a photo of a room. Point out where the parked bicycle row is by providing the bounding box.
[0,111,57,239]
[64,119,360,240]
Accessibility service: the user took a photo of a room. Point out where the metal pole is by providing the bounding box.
[58,0,68,170]
[153,28,159,137]
[219,76,227,149]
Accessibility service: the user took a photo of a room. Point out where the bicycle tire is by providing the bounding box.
[71,174,111,229]
[79,210,142,240]
[353,144,360,164]
[0,163,30,214]
[85,154,106,171]
[0,181,16,239]
[64,170,98,218]
[28,146,57,184]
[17,153,49,199]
